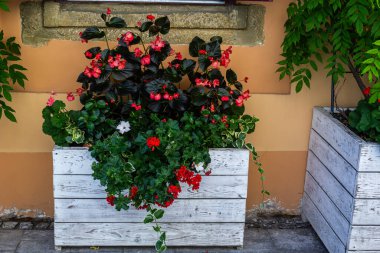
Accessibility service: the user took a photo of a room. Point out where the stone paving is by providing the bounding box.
[0,227,328,253]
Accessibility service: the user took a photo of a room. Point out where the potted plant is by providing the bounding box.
[0,0,27,122]
[43,9,267,252]
[278,1,380,252]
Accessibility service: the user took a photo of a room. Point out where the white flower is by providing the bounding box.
[116,121,131,134]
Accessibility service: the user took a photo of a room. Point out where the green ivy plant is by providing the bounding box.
[0,0,27,122]
[278,0,380,143]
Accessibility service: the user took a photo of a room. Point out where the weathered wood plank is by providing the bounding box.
[311,107,363,169]
[302,193,346,253]
[304,172,350,244]
[349,226,380,250]
[358,143,380,172]
[55,199,246,223]
[54,223,245,247]
[309,130,357,195]
[53,148,250,176]
[356,173,380,198]
[353,199,380,225]
[307,152,354,221]
[54,175,248,199]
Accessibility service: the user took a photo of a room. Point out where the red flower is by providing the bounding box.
[129,186,138,199]
[141,55,151,66]
[221,96,229,102]
[161,118,167,122]
[210,103,215,112]
[173,93,180,99]
[106,8,111,15]
[137,21,142,28]
[242,90,250,100]
[46,96,55,106]
[79,32,88,43]
[131,103,142,111]
[134,48,143,58]
[199,49,207,55]
[154,93,161,101]
[85,51,93,58]
[205,170,212,176]
[221,115,228,123]
[67,92,75,102]
[106,195,115,206]
[150,36,165,52]
[175,52,183,60]
[146,136,160,151]
[212,79,220,87]
[147,14,155,21]
[189,174,202,190]
[175,165,202,191]
[211,60,220,69]
[122,32,134,45]
[363,87,371,96]
[168,185,181,198]
[76,88,85,96]
[235,96,244,107]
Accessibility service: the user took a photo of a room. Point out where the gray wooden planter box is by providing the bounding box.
[53,148,249,249]
[302,107,380,253]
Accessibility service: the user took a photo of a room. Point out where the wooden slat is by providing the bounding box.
[311,107,363,169]
[55,199,246,223]
[349,226,380,250]
[303,172,350,244]
[307,152,354,221]
[309,130,357,195]
[54,175,248,199]
[302,194,346,253]
[358,143,380,172]
[53,148,249,176]
[356,173,380,198]
[54,223,244,247]
[353,199,380,225]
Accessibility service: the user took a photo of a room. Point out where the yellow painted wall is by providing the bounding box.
[0,0,363,217]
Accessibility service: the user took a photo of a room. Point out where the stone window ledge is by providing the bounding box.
[20,1,265,46]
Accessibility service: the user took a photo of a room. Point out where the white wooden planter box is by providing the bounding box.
[53,148,249,248]
[302,107,380,253]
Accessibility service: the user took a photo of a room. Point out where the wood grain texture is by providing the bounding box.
[55,199,246,223]
[53,148,250,176]
[303,172,350,244]
[302,194,346,253]
[54,223,245,247]
[358,143,380,172]
[356,173,380,198]
[54,175,248,199]
[353,199,380,225]
[311,107,363,169]
[306,152,354,221]
[308,130,357,195]
[348,226,380,250]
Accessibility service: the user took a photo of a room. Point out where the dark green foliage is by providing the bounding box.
[349,99,380,142]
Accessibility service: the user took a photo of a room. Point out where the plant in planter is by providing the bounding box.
[0,0,28,122]
[278,1,380,252]
[43,9,267,252]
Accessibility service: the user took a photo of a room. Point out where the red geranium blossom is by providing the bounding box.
[242,90,251,100]
[141,55,151,66]
[129,186,138,199]
[106,195,115,206]
[168,185,181,198]
[364,87,371,95]
[146,136,160,151]
[46,96,55,106]
[235,96,244,107]
[67,92,75,102]
[106,8,111,15]
[134,48,143,58]
[76,88,85,96]
[150,36,165,52]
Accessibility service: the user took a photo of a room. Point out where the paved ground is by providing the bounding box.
[0,227,328,253]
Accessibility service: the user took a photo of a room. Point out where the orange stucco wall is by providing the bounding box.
[0,0,363,217]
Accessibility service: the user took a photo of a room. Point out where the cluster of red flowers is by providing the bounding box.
[149,91,180,101]
[106,195,116,206]
[108,54,126,70]
[131,103,142,111]
[84,59,103,79]
[220,46,232,68]
[195,78,220,88]
[129,186,138,199]
[235,90,251,107]
[146,136,160,151]
[167,185,181,198]
[150,36,166,52]
[175,165,202,191]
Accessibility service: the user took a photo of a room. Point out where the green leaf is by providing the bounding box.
[159,232,166,241]
[143,215,154,224]
[106,17,127,28]
[295,81,303,93]
[226,69,237,83]
[4,109,16,122]
[0,1,10,11]
[154,209,164,219]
